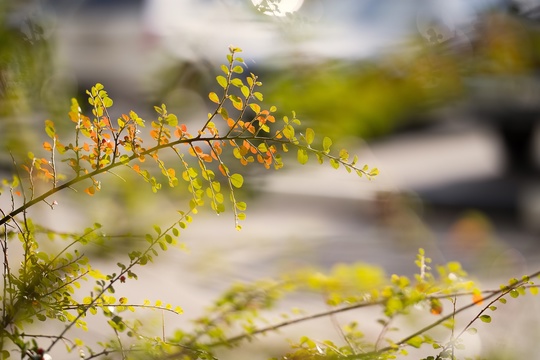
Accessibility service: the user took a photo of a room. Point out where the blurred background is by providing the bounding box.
[2,0,540,358]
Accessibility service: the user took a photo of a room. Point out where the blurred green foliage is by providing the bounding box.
[0,1,57,162]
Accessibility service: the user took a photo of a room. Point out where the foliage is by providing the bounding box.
[0,46,538,360]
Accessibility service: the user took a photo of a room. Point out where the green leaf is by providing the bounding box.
[283,125,295,140]
[253,92,263,101]
[258,143,268,152]
[297,148,308,165]
[232,65,244,73]
[305,128,315,145]
[216,75,228,89]
[231,78,244,87]
[323,136,332,153]
[339,148,349,161]
[406,336,423,348]
[480,315,491,323]
[166,114,178,126]
[236,202,247,211]
[130,110,145,127]
[241,86,250,98]
[102,97,113,107]
[230,173,244,188]
[45,119,56,139]
[220,107,229,120]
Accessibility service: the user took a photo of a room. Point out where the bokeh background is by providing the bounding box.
[1,0,540,358]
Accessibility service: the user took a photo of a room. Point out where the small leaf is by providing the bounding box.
[323,136,332,152]
[230,173,244,188]
[219,107,229,120]
[297,148,308,165]
[305,128,315,145]
[45,119,56,138]
[258,143,268,152]
[369,168,379,177]
[241,86,250,98]
[236,202,247,211]
[480,315,491,323]
[406,336,423,348]
[231,78,244,87]
[232,65,244,73]
[166,113,178,126]
[209,92,220,103]
[216,75,227,89]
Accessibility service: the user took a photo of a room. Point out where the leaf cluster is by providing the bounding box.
[0,46,537,360]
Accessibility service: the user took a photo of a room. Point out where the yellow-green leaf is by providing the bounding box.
[480,315,491,323]
[216,75,227,89]
[323,136,332,153]
[209,92,220,103]
[230,173,244,188]
[305,128,315,145]
[297,148,308,165]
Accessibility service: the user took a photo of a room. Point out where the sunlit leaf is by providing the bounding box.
[305,128,315,145]
[216,75,227,89]
[323,136,332,153]
[230,173,244,188]
[480,315,491,323]
[297,148,308,165]
[209,92,220,103]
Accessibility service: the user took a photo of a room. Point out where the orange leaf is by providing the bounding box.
[430,298,443,315]
[132,164,141,174]
[472,292,484,305]
[174,126,184,139]
[218,164,227,176]
[43,141,52,151]
[84,186,95,196]
[201,154,212,162]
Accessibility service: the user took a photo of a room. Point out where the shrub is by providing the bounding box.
[0,47,537,360]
